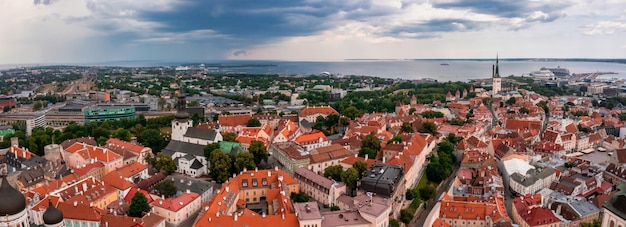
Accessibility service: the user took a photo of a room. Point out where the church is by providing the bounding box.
[0,170,64,227]
[162,84,222,177]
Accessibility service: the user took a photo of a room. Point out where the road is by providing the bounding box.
[411,163,460,227]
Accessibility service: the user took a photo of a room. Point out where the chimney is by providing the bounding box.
[234,214,238,221]
[186,189,191,194]
[382,156,386,163]
[268,171,272,177]
[83,183,88,192]
[365,154,369,161]
[73,201,78,207]
[225,187,229,192]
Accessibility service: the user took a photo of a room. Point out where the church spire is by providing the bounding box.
[174,78,190,120]
[494,54,500,78]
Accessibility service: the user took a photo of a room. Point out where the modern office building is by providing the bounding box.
[83,106,135,124]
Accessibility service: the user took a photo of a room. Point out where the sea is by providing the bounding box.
[3,59,626,82]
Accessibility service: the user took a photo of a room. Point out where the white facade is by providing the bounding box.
[171,152,207,177]
[602,208,626,227]
[0,209,30,227]
[493,77,502,94]
[171,119,192,142]
[26,114,46,136]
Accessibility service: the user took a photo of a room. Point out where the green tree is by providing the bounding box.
[330,206,340,211]
[139,129,165,152]
[421,110,444,119]
[359,147,377,159]
[204,142,220,159]
[91,127,111,141]
[234,152,256,172]
[154,179,177,198]
[112,128,132,141]
[248,141,268,165]
[324,165,344,181]
[222,132,237,142]
[342,106,361,120]
[290,192,310,202]
[128,192,151,217]
[419,122,437,135]
[154,152,177,174]
[28,137,38,155]
[387,135,403,144]
[361,132,381,153]
[33,101,43,111]
[341,168,359,193]
[401,121,414,133]
[437,141,454,154]
[580,219,601,227]
[400,209,414,224]
[246,118,262,127]
[389,218,401,227]
[506,97,516,106]
[520,106,530,114]
[419,184,436,200]
[426,162,446,183]
[352,161,367,176]
[210,149,232,183]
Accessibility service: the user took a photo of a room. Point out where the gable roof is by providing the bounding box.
[218,114,252,127]
[183,127,219,141]
[299,106,338,117]
[60,137,97,150]
[161,140,206,157]
[105,138,146,154]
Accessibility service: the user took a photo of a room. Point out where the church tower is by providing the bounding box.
[171,80,192,142]
[492,54,502,95]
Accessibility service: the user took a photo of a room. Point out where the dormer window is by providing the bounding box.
[242,179,248,188]
[252,179,258,187]
[262,178,267,186]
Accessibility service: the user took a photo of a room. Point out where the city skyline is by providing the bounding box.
[1,0,626,64]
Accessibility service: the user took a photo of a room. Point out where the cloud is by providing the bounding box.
[581,20,626,35]
[34,0,54,5]
[232,50,251,56]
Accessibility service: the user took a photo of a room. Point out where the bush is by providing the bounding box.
[419,185,436,201]
[406,188,418,200]
[400,209,415,224]
[330,205,340,211]
[389,218,401,227]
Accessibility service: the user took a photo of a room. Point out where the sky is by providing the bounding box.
[1,0,626,64]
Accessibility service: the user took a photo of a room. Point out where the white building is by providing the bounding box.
[26,114,46,136]
[152,191,202,226]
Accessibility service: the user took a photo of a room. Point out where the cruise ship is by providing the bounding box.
[540,66,570,77]
[529,69,555,79]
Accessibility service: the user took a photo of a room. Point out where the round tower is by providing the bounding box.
[44,144,62,163]
[171,80,193,141]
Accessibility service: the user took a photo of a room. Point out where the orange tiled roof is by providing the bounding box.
[74,162,105,176]
[116,161,147,178]
[102,171,134,190]
[299,106,338,117]
[57,201,103,221]
[294,131,327,144]
[8,146,34,159]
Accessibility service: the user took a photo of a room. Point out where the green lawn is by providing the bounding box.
[417,172,437,189]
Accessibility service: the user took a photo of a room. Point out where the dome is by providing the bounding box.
[43,200,63,224]
[0,175,27,216]
[175,110,190,120]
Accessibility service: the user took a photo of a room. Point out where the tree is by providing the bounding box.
[419,122,437,135]
[359,147,377,159]
[324,165,344,181]
[234,152,256,172]
[506,97,516,106]
[154,179,177,198]
[222,132,237,142]
[420,110,444,119]
[401,121,414,133]
[330,206,340,211]
[580,219,601,227]
[139,129,165,152]
[387,135,402,144]
[341,168,359,193]
[352,161,367,176]
[389,218,401,227]
[419,184,436,200]
[248,141,268,165]
[437,141,454,154]
[342,106,361,120]
[112,128,131,141]
[155,152,177,174]
[426,162,446,183]
[246,118,262,127]
[519,106,530,114]
[290,192,310,202]
[406,188,418,200]
[33,101,43,111]
[361,133,381,153]
[129,192,151,217]
[400,209,414,224]
[408,108,416,115]
[204,142,220,159]
[91,127,111,141]
[209,149,232,183]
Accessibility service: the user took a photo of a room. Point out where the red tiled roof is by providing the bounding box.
[8,146,34,159]
[124,187,154,203]
[153,191,200,212]
[218,114,252,127]
[102,171,134,190]
[57,201,103,221]
[106,138,146,154]
[294,131,327,144]
[61,137,97,150]
[74,162,105,176]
